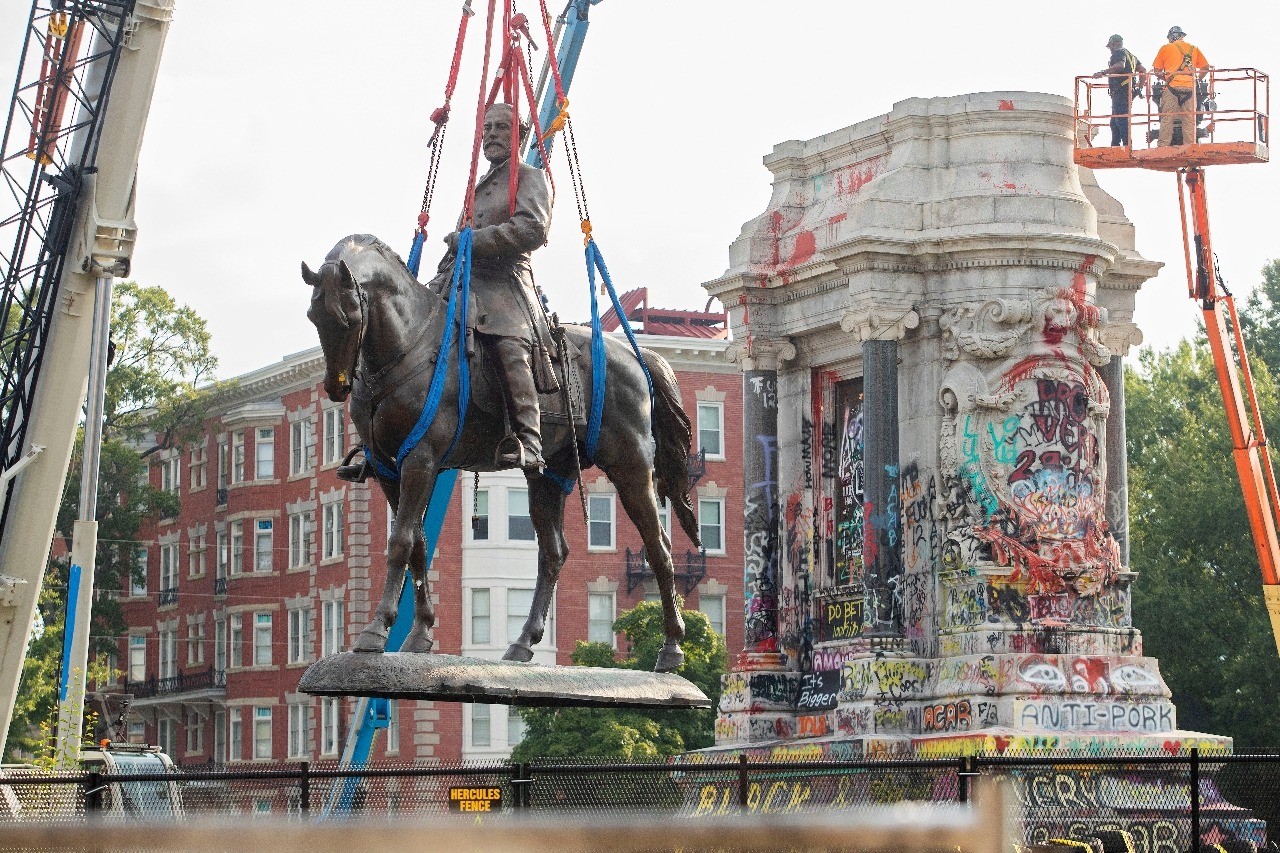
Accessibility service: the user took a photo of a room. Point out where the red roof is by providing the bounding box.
[599,287,728,339]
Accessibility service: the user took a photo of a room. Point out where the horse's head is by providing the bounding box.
[302,257,365,403]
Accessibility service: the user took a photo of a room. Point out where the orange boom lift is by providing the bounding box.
[1074,65,1280,656]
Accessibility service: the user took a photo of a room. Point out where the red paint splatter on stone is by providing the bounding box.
[998,99,1015,110]
[828,212,847,225]
[789,230,816,266]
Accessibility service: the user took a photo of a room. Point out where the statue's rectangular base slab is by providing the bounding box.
[299,652,712,709]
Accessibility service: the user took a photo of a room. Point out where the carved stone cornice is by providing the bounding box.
[1098,322,1144,358]
[725,336,798,372]
[839,305,920,342]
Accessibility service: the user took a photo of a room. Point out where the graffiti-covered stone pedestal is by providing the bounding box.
[703,92,1232,761]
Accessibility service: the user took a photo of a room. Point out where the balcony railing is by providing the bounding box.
[625,547,707,594]
[687,448,706,488]
[126,666,226,700]
[157,587,179,607]
[213,576,227,597]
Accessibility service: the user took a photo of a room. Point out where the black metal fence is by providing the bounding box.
[0,752,1276,852]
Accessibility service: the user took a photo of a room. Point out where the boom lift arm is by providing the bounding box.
[1178,167,1280,653]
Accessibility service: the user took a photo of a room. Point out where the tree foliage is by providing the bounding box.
[1126,260,1280,746]
[511,600,727,761]
[4,282,217,760]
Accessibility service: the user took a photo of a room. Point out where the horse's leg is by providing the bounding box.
[400,523,434,653]
[612,465,686,672]
[503,473,568,662]
[353,463,437,652]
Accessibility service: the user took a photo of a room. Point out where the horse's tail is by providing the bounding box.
[641,348,702,550]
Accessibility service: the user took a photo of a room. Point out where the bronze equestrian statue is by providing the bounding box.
[301,161,702,670]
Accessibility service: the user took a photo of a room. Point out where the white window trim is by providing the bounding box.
[697,401,726,461]
[698,496,727,556]
[586,493,616,551]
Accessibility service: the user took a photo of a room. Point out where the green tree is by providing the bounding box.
[511,600,727,761]
[1126,260,1280,747]
[4,282,217,760]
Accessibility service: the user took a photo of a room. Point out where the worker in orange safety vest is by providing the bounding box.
[1152,26,1209,147]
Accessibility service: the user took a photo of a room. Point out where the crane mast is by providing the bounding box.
[0,0,175,758]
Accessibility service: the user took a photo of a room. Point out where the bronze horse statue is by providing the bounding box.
[302,234,701,671]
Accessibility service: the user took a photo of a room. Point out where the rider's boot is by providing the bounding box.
[493,337,545,476]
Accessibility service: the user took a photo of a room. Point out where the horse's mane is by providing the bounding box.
[324,233,407,270]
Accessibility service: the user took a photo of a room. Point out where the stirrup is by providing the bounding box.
[336,447,372,483]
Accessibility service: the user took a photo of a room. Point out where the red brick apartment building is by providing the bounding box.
[110,320,742,765]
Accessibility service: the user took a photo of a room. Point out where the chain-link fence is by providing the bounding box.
[0,752,1276,852]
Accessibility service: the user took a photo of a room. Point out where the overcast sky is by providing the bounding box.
[3,1,1277,379]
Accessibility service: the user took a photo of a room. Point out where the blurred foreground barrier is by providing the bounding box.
[0,779,1011,853]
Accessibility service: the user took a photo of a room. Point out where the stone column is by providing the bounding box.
[1099,322,1142,568]
[861,339,903,636]
[1101,354,1129,567]
[841,307,917,639]
[737,337,796,670]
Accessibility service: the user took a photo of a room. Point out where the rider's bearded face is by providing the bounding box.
[482,109,513,164]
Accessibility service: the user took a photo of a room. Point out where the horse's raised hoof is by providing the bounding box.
[400,628,434,654]
[352,625,389,653]
[502,642,534,663]
[655,642,685,673]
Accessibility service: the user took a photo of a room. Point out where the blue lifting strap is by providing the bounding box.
[585,238,653,461]
[365,227,473,482]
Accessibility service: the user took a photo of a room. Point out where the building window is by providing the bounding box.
[506,589,549,645]
[218,440,228,490]
[159,543,178,601]
[386,701,399,753]
[188,533,206,578]
[157,717,177,757]
[323,407,345,465]
[131,548,147,597]
[289,511,312,568]
[255,427,274,480]
[253,707,272,760]
[189,444,207,490]
[697,402,725,459]
[186,622,205,666]
[160,454,180,495]
[322,501,344,559]
[587,494,615,550]
[127,720,145,744]
[471,489,489,541]
[159,627,178,680]
[254,613,272,666]
[470,588,491,645]
[229,521,244,575]
[288,704,307,759]
[507,710,526,748]
[228,614,243,669]
[471,704,491,748]
[321,698,340,756]
[214,710,226,762]
[214,617,226,673]
[288,606,312,665]
[699,498,725,554]
[228,708,242,762]
[700,594,726,635]
[128,635,146,682]
[231,431,245,483]
[254,519,273,572]
[507,489,535,541]
[657,496,671,536]
[321,600,344,657]
[588,592,615,645]
[216,531,228,580]
[186,708,203,754]
[290,418,312,475]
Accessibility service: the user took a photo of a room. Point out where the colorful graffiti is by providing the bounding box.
[833,380,864,586]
